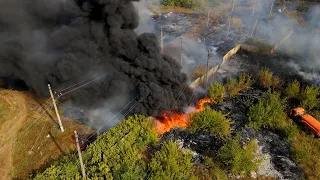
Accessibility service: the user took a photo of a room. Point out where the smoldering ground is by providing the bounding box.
[0,0,192,122]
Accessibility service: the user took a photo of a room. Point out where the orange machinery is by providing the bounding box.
[290,107,320,137]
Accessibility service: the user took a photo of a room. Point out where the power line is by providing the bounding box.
[58,74,106,98]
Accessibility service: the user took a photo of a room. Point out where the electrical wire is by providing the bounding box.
[58,74,106,98]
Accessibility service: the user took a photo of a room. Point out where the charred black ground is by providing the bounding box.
[0,0,192,116]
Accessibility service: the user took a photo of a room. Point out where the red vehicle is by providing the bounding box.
[290,107,320,137]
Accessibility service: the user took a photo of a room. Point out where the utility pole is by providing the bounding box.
[251,14,260,38]
[227,0,236,37]
[74,130,86,178]
[270,0,274,15]
[207,7,210,29]
[205,48,211,91]
[180,36,183,66]
[48,84,64,132]
[252,0,257,16]
[160,27,163,53]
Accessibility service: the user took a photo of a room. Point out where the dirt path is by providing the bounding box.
[0,91,27,180]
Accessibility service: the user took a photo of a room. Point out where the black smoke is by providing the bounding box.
[0,0,192,116]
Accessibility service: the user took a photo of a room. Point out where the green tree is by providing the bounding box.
[148,141,196,180]
[248,90,287,130]
[218,136,260,175]
[190,108,232,138]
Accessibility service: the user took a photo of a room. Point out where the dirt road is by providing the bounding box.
[0,91,27,180]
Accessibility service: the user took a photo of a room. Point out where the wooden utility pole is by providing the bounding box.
[48,84,64,132]
[74,130,86,178]
[252,0,257,16]
[160,27,163,53]
[206,48,211,91]
[251,14,260,38]
[180,36,183,66]
[270,0,274,15]
[207,7,210,28]
[227,0,236,37]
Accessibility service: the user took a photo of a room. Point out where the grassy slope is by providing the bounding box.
[0,89,93,179]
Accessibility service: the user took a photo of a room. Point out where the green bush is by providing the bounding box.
[218,136,260,175]
[193,156,228,180]
[283,121,300,141]
[248,90,287,130]
[148,140,196,180]
[299,85,319,110]
[257,68,281,89]
[162,0,206,8]
[190,108,232,138]
[226,73,253,97]
[285,80,300,99]
[208,81,225,103]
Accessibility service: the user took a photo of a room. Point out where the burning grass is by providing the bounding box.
[155,98,214,134]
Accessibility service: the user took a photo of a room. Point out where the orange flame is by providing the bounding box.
[155,98,214,134]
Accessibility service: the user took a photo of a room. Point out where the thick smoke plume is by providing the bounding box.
[0,0,192,117]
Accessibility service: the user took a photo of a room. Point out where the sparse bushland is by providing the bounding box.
[226,73,253,97]
[248,90,287,130]
[148,140,196,180]
[218,135,260,175]
[34,115,158,179]
[257,68,281,89]
[190,108,232,138]
[208,81,225,103]
[193,156,228,180]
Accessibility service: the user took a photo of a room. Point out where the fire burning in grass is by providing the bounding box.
[155,98,214,134]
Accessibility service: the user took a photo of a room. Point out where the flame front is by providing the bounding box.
[155,98,214,134]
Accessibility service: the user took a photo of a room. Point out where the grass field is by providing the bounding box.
[0,90,93,179]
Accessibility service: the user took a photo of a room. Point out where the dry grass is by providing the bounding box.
[0,90,93,179]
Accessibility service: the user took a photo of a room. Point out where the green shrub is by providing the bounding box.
[226,77,238,97]
[248,90,287,130]
[190,108,232,138]
[208,81,225,103]
[226,73,253,97]
[162,0,206,8]
[218,136,260,175]
[257,68,281,89]
[299,85,319,110]
[285,80,300,99]
[148,140,196,180]
[283,121,300,141]
[194,156,228,180]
